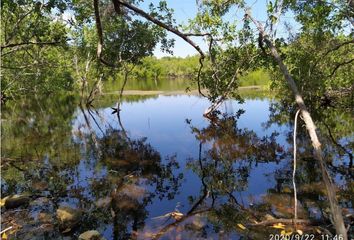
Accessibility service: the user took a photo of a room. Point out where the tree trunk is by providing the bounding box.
[247,13,347,239]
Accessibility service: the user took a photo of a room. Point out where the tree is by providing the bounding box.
[1,0,73,97]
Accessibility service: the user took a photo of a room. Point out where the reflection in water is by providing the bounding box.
[1,93,353,239]
[83,128,182,240]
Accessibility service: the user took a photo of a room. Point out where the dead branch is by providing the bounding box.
[87,74,103,106]
[293,109,301,224]
[117,64,135,111]
[245,12,347,239]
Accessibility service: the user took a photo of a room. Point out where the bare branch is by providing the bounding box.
[197,57,207,97]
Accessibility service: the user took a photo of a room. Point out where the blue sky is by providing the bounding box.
[139,0,297,58]
[140,0,206,58]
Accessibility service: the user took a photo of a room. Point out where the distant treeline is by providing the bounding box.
[121,55,271,87]
[132,55,200,79]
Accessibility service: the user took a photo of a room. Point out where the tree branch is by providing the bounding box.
[311,39,354,72]
[327,58,354,78]
[93,0,120,68]
[107,0,209,96]
[113,0,205,58]
[111,0,209,96]
[183,32,211,37]
[1,41,61,50]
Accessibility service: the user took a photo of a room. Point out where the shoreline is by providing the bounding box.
[102,85,265,96]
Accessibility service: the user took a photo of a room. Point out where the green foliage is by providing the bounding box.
[188,0,242,40]
[132,55,200,79]
[1,0,353,107]
[239,69,271,87]
[100,12,167,66]
[285,0,353,35]
[269,33,354,101]
[1,0,176,97]
[266,0,353,101]
[1,0,73,97]
[199,43,263,103]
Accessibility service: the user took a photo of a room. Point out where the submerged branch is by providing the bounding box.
[249,218,314,227]
[151,208,210,240]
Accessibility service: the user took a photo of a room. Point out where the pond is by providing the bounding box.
[1,88,353,239]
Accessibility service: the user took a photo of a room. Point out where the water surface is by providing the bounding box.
[1,91,353,239]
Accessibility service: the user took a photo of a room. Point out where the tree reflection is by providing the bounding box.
[260,99,353,236]
[266,100,353,200]
[151,113,289,239]
[2,94,352,239]
[1,98,184,239]
[74,123,183,239]
[1,93,80,194]
[151,106,353,238]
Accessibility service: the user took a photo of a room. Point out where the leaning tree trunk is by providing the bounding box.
[247,14,347,239]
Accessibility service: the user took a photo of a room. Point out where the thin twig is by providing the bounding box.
[293,109,301,225]
[0,226,13,235]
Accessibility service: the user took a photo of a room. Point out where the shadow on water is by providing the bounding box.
[1,91,353,239]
